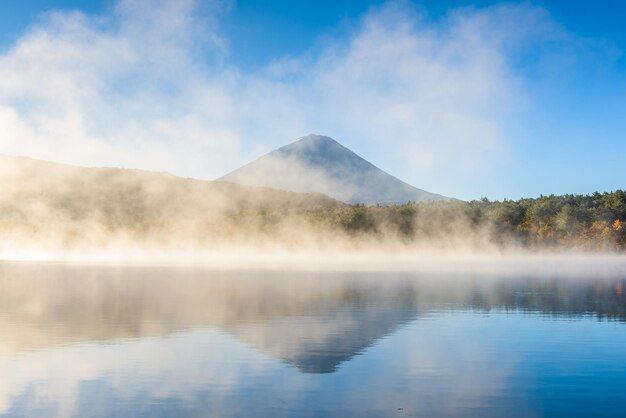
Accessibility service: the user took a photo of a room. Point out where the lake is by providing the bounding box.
[1,259,626,417]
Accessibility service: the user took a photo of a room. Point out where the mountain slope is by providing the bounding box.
[219,134,449,204]
[0,154,341,249]
[0,154,340,212]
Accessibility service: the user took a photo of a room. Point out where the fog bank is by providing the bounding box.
[1,155,625,261]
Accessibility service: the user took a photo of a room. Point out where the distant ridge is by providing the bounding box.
[219,134,450,204]
[0,153,343,248]
[0,153,340,211]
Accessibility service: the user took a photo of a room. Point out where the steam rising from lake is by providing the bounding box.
[2,154,624,263]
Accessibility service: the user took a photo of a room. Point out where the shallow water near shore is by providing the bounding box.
[2,259,626,417]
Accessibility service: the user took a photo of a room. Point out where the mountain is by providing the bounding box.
[219,134,449,205]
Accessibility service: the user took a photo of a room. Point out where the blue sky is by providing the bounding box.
[0,0,624,200]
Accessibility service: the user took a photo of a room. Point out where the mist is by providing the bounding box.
[1,154,624,264]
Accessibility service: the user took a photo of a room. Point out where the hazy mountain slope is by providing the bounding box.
[0,154,341,248]
[0,154,339,210]
[219,134,449,204]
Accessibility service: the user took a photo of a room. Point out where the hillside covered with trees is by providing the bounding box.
[237,191,626,251]
[287,191,626,250]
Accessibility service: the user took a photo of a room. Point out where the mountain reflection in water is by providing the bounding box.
[1,261,626,417]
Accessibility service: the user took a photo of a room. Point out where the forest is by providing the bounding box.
[260,190,626,251]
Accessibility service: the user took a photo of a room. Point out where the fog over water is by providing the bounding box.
[3,158,624,417]
[1,154,625,261]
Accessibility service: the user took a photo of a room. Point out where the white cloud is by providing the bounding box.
[0,0,570,195]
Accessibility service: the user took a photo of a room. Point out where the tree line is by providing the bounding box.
[260,190,626,250]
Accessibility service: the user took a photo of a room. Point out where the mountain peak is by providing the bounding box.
[219,135,450,204]
[296,134,337,144]
[276,134,349,156]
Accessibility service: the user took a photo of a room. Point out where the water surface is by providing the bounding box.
[1,262,626,417]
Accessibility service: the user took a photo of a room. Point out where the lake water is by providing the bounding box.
[2,260,626,417]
